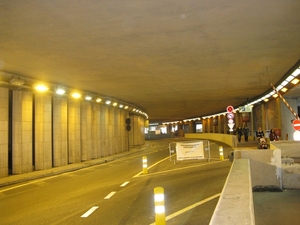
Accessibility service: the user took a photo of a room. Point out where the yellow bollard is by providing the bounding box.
[219,146,224,161]
[142,156,148,174]
[154,187,166,225]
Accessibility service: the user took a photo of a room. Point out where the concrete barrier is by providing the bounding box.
[209,159,255,225]
[185,133,238,148]
[234,149,282,188]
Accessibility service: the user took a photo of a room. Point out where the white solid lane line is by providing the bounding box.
[133,156,171,178]
[81,206,99,218]
[148,193,221,225]
[104,191,116,199]
[120,181,130,187]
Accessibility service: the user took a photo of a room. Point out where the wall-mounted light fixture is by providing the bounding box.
[55,87,66,95]
[85,95,92,101]
[33,83,49,92]
[71,91,81,99]
[96,98,102,103]
[291,78,299,85]
[10,77,25,86]
[105,100,111,105]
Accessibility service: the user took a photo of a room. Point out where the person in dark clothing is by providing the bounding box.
[243,124,249,142]
[256,126,264,142]
[236,125,243,142]
[269,129,279,141]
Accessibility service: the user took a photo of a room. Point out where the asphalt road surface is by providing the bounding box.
[0,139,232,225]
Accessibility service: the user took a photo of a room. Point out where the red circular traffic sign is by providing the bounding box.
[226,105,234,113]
[292,119,300,131]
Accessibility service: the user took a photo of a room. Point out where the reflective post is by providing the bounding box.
[142,156,148,174]
[219,146,224,161]
[154,187,166,225]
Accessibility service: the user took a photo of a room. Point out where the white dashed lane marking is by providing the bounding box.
[104,191,116,199]
[81,206,99,218]
[120,181,130,187]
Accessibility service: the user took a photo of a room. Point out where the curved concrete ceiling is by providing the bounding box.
[0,1,300,123]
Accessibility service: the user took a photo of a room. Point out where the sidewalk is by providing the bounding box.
[0,145,147,188]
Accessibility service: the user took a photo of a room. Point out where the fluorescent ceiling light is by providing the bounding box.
[286,75,295,82]
[280,80,288,86]
[292,68,300,76]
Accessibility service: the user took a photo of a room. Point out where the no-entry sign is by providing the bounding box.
[292,119,300,131]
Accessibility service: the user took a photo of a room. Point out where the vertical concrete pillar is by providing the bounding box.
[34,94,52,170]
[107,107,114,155]
[261,104,266,131]
[0,87,9,177]
[91,103,100,159]
[53,97,68,167]
[100,105,109,157]
[276,98,282,134]
[112,107,119,154]
[12,90,33,174]
[129,114,145,146]
[202,119,207,133]
[218,116,224,134]
[122,111,129,152]
[81,101,92,161]
[208,118,212,133]
[250,111,254,138]
[188,121,196,133]
[68,99,81,163]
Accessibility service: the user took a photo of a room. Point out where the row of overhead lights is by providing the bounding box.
[162,64,300,124]
[1,72,149,119]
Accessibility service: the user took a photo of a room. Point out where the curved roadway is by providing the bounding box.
[0,139,233,225]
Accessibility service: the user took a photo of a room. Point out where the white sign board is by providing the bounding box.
[176,141,204,160]
[239,105,252,112]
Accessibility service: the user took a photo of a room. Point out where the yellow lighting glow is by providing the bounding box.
[281,87,288,92]
[34,83,49,92]
[71,92,81,99]
[105,100,111,105]
[113,102,118,106]
[119,104,124,108]
[85,95,92,101]
[56,88,65,95]
[291,78,300,84]
[96,98,102,103]
[124,106,129,109]
[264,99,269,102]
[272,94,278,98]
